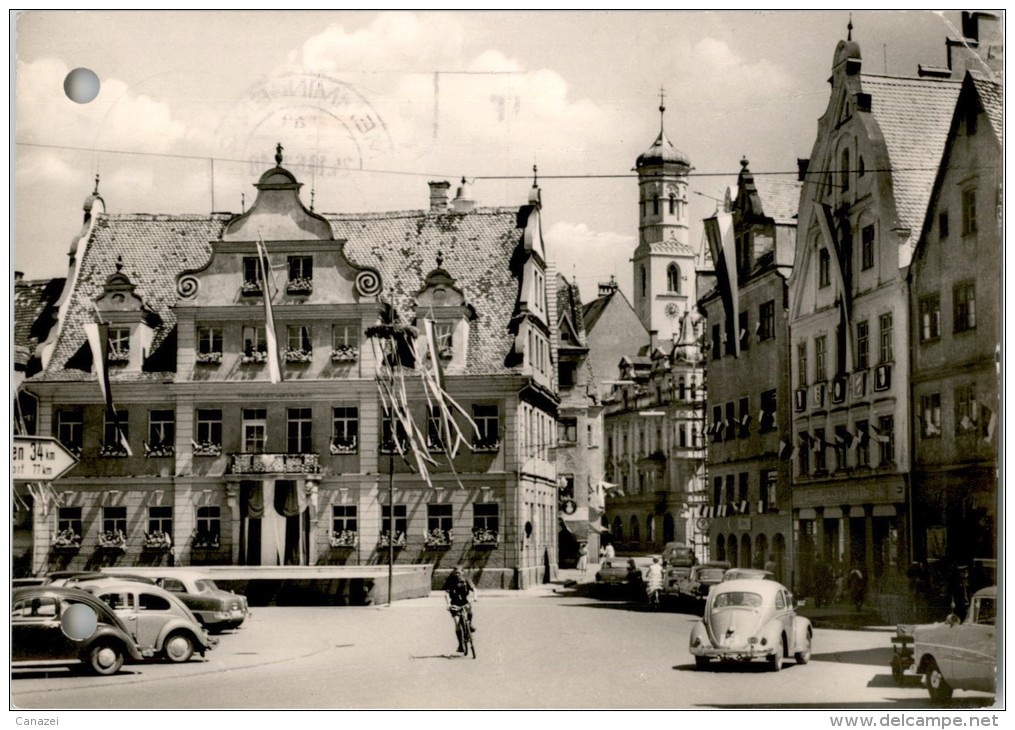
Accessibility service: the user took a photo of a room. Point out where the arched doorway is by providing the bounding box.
[727,534,738,567]
[755,533,769,569]
[612,516,623,543]
[646,515,655,546]
[716,534,726,561]
[741,534,753,569]
[630,515,641,545]
[663,513,675,543]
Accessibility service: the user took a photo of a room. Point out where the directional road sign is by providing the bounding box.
[12,436,79,482]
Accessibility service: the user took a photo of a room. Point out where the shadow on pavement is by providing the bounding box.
[811,646,894,666]
[702,697,997,710]
[868,672,923,689]
[410,653,474,660]
[547,581,703,616]
[672,660,810,674]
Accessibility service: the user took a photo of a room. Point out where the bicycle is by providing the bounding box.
[449,604,476,659]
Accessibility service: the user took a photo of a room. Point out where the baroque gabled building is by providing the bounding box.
[698,159,801,584]
[789,26,962,614]
[908,70,1001,603]
[23,152,560,590]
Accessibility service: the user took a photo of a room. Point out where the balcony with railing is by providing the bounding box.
[227,452,321,475]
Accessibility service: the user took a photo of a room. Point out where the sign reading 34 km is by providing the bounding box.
[12,437,79,482]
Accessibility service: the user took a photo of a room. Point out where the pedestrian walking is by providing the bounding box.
[603,542,615,559]
[577,543,589,578]
[645,556,664,607]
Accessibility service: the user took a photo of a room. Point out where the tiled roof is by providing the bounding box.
[14,278,64,353]
[969,70,1003,146]
[862,73,962,238]
[330,208,522,376]
[556,274,588,346]
[582,292,612,332]
[39,207,526,381]
[750,176,802,225]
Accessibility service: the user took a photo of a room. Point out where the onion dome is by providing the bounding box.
[636,90,690,169]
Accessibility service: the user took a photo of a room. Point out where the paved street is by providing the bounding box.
[12,578,997,710]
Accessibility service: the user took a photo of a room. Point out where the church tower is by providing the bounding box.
[632,91,696,342]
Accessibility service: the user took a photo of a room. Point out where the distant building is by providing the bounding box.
[23,154,560,589]
[789,24,962,613]
[698,158,800,584]
[908,70,1001,595]
[554,275,605,565]
[582,276,648,395]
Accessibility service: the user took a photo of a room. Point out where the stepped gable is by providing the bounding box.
[861,73,961,240]
[328,208,523,376]
[42,214,230,381]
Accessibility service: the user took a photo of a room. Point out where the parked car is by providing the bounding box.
[683,561,731,601]
[147,571,249,632]
[662,542,698,596]
[65,573,157,587]
[41,571,102,587]
[595,556,657,595]
[721,568,776,582]
[690,578,813,671]
[12,586,144,675]
[80,580,217,662]
[911,585,996,702]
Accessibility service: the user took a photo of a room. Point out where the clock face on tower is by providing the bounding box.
[665,303,680,319]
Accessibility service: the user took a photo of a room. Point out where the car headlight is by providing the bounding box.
[760,637,768,646]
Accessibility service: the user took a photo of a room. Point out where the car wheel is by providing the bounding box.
[88,642,125,676]
[163,631,195,663]
[695,656,710,670]
[794,631,812,665]
[768,637,785,672]
[926,660,953,703]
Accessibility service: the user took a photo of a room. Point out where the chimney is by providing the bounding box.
[797,158,810,182]
[451,177,475,214]
[428,180,450,214]
[14,271,24,282]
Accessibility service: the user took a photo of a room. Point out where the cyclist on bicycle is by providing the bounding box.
[443,565,477,653]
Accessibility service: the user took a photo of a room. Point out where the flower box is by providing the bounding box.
[380,440,409,454]
[192,441,222,457]
[53,530,82,550]
[241,279,263,296]
[472,528,499,547]
[107,348,130,364]
[144,443,175,458]
[329,437,357,455]
[192,532,221,549]
[378,531,406,548]
[329,530,358,548]
[287,277,313,295]
[330,346,358,363]
[241,350,268,364]
[472,439,500,453]
[98,531,127,551]
[423,528,453,549]
[143,531,172,550]
[99,443,130,458]
[284,349,313,364]
[196,351,223,365]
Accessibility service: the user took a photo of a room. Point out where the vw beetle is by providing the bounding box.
[690,578,812,671]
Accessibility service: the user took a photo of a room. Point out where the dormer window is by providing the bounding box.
[287,256,313,294]
[242,257,263,295]
[107,327,131,364]
[434,323,454,360]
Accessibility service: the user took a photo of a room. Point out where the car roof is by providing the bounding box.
[973,586,997,599]
[14,585,119,611]
[70,573,157,585]
[711,578,786,596]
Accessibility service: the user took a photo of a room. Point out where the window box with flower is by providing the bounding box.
[286,277,313,295]
[241,279,263,296]
[424,528,453,549]
[472,527,499,547]
[196,351,223,365]
[143,531,172,551]
[144,442,175,458]
[378,530,406,548]
[99,443,130,458]
[438,346,454,361]
[330,345,359,363]
[53,529,82,550]
[472,438,500,454]
[284,348,313,364]
[241,349,268,364]
[192,531,221,550]
[329,436,357,455]
[192,440,222,457]
[107,348,130,365]
[98,530,127,551]
[329,530,358,548]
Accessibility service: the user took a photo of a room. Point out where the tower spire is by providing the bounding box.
[847,13,853,41]
[658,85,667,134]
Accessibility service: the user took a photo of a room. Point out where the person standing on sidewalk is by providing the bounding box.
[577,543,589,578]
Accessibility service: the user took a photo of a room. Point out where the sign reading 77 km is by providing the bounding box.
[12,437,79,482]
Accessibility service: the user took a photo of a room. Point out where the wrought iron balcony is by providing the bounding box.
[227,452,321,475]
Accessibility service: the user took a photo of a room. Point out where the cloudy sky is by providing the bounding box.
[14,10,968,303]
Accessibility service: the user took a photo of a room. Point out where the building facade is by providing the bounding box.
[25,154,561,589]
[789,30,961,610]
[698,159,800,585]
[908,70,1001,603]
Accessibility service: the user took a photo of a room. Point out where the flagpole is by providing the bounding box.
[387,450,394,607]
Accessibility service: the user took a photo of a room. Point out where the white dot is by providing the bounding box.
[61,602,98,640]
[64,68,100,104]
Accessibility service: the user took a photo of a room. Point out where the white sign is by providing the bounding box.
[12,437,79,482]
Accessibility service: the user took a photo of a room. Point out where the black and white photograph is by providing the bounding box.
[10,9,1003,719]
